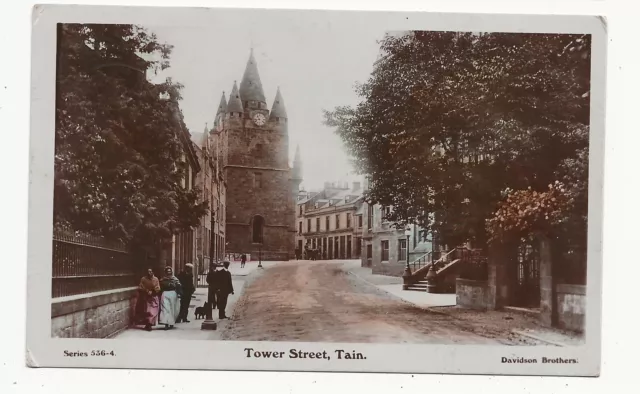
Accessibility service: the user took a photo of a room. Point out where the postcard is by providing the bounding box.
[27,4,606,376]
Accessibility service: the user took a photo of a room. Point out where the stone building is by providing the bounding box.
[191,124,227,272]
[210,50,302,260]
[360,202,432,277]
[296,181,364,260]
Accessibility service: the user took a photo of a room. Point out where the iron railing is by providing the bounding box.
[52,228,135,298]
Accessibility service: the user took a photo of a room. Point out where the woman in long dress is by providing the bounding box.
[136,268,161,331]
[158,266,182,330]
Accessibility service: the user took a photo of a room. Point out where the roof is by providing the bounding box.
[239,49,266,103]
[227,81,244,113]
[269,87,287,119]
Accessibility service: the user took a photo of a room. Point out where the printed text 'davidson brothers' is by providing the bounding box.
[244,348,366,361]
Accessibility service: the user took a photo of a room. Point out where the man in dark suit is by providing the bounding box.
[176,263,195,323]
[216,261,234,319]
[206,262,219,310]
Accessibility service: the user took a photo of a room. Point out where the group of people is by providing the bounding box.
[134,263,196,331]
[296,247,321,260]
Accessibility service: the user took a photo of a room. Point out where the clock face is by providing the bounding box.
[252,113,267,126]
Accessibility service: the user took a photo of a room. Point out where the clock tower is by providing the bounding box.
[216,49,298,261]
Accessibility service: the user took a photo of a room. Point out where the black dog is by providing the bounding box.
[194,302,209,320]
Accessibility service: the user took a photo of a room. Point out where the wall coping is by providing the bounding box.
[51,287,138,318]
[456,278,488,287]
[556,283,586,296]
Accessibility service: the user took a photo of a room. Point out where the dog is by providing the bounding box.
[194,302,209,320]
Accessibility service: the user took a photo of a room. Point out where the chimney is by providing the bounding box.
[352,182,361,191]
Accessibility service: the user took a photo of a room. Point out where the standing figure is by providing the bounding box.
[159,266,182,330]
[176,263,195,323]
[240,253,247,268]
[135,268,161,331]
[216,261,235,319]
[206,262,219,311]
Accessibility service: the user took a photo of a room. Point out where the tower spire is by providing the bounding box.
[292,144,302,181]
[270,86,287,120]
[216,91,227,115]
[227,81,244,113]
[239,49,266,103]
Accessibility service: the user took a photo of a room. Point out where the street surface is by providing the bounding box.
[222,260,536,345]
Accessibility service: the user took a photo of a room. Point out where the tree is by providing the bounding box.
[54,24,207,247]
[324,31,590,249]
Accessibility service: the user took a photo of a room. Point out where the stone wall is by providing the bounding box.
[555,284,586,332]
[51,287,137,338]
[372,260,406,277]
[456,279,490,310]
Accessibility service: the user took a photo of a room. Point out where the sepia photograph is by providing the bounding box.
[27,5,606,376]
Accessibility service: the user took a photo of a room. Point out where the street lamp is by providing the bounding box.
[258,242,263,268]
[404,228,412,271]
[201,211,217,331]
[402,228,412,290]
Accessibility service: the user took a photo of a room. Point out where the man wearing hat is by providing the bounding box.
[176,263,196,323]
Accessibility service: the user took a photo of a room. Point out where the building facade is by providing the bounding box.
[191,124,227,272]
[296,182,364,260]
[167,103,200,275]
[210,50,302,260]
[360,202,432,277]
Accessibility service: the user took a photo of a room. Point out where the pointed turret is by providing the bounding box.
[227,81,244,114]
[201,124,209,149]
[270,87,287,120]
[292,144,302,181]
[239,49,266,104]
[216,91,227,115]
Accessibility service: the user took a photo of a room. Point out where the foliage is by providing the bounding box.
[54,24,207,246]
[325,31,590,248]
[486,182,574,243]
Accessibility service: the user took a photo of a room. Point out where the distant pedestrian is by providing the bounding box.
[206,262,219,311]
[216,261,235,319]
[159,266,182,330]
[176,263,195,323]
[135,268,161,331]
[240,253,247,268]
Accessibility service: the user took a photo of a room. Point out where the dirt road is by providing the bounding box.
[222,261,537,345]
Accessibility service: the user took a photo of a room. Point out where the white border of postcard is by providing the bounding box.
[27,5,606,376]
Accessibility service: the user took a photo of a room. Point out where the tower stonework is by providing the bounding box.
[216,50,298,260]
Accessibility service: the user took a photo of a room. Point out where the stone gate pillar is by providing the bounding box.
[487,243,511,309]
[538,235,557,327]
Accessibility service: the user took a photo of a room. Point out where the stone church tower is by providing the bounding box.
[212,49,302,260]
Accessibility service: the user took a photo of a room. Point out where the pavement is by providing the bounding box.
[342,260,456,308]
[116,279,250,340]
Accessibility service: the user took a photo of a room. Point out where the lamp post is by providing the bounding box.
[258,242,263,268]
[201,211,217,330]
[402,228,412,290]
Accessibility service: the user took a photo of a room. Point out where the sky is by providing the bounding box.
[144,14,388,191]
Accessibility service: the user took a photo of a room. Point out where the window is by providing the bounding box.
[346,213,352,228]
[252,215,264,243]
[367,204,373,230]
[298,221,302,235]
[381,240,390,261]
[366,244,372,259]
[335,214,340,229]
[299,205,303,215]
[316,217,320,232]
[398,239,407,262]
[358,215,363,228]
[307,219,311,233]
[326,216,330,231]
[254,172,262,188]
[382,206,391,222]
